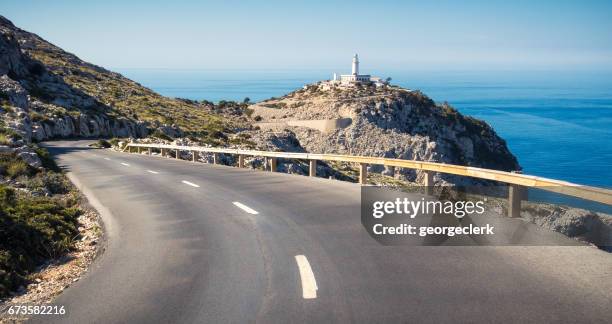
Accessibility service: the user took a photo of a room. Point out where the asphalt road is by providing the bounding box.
[31,140,612,323]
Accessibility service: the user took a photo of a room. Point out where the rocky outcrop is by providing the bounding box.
[30,114,148,142]
[0,17,29,78]
[0,16,152,143]
[1,17,103,112]
[0,75,32,142]
[0,77,148,142]
[523,203,612,250]
[248,83,521,185]
[0,145,41,168]
[153,123,183,138]
[1,15,234,138]
[248,129,305,153]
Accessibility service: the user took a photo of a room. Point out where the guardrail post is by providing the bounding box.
[213,153,219,165]
[508,184,524,218]
[359,163,368,185]
[309,160,317,177]
[137,147,141,154]
[148,147,152,155]
[192,151,197,162]
[270,157,277,172]
[424,171,434,195]
[238,154,245,168]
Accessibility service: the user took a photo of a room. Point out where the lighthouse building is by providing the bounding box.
[332,54,383,86]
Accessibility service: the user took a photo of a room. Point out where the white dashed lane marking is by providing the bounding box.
[104,158,111,161]
[232,202,259,215]
[295,255,318,299]
[147,170,159,174]
[182,180,200,188]
[121,163,130,166]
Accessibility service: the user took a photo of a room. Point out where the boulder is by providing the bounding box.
[18,152,42,168]
[16,148,42,168]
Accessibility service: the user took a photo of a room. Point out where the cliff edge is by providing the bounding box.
[247,82,521,184]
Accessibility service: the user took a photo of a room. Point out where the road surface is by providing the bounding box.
[31,140,612,323]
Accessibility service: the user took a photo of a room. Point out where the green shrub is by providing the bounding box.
[22,171,71,195]
[34,146,60,172]
[229,137,256,148]
[91,139,111,148]
[7,160,31,178]
[1,105,14,114]
[161,116,175,125]
[109,138,120,147]
[151,130,173,141]
[0,185,80,297]
[0,127,23,143]
[41,172,72,194]
[209,130,227,140]
[29,111,49,123]
[0,134,10,146]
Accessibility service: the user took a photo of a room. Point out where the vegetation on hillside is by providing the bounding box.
[22,42,232,132]
[2,16,262,146]
[0,148,81,298]
[6,21,252,142]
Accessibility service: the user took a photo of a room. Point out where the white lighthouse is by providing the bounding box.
[339,53,373,84]
[352,53,359,75]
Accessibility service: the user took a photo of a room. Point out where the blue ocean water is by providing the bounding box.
[118,69,612,188]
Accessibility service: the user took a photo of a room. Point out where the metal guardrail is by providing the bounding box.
[123,143,612,213]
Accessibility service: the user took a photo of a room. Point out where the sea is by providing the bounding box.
[117,69,612,192]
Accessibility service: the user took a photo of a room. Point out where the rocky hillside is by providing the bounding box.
[247,82,521,184]
[0,15,238,143]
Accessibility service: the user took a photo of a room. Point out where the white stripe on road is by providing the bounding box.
[104,158,111,161]
[121,162,130,166]
[182,180,200,188]
[295,255,318,299]
[232,202,259,215]
[147,170,159,174]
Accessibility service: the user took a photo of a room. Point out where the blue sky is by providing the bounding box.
[2,0,611,71]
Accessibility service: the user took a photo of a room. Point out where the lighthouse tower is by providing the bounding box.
[338,53,377,85]
[351,53,359,75]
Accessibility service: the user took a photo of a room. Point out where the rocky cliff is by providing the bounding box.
[0,17,150,142]
[247,82,521,184]
[0,15,232,145]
